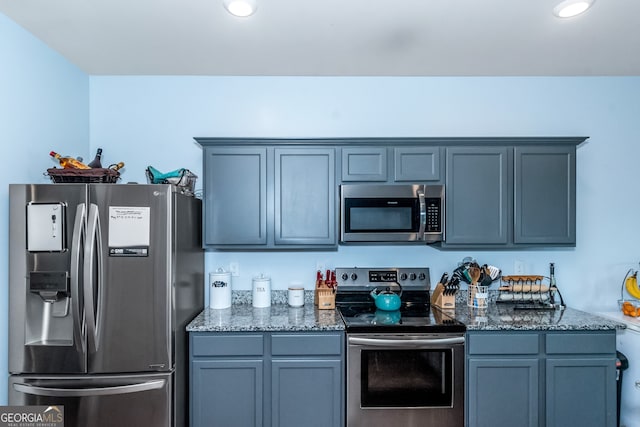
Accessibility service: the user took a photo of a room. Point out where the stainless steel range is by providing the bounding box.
[336,267,466,427]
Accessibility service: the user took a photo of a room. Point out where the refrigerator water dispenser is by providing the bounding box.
[26,271,71,345]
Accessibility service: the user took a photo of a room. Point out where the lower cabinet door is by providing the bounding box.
[271,359,343,427]
[467,358,539,427]
[545,358,617,427]
[191,359,263,427]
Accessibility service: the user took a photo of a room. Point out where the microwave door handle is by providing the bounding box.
[418,191,426,240]
[70,203,86,353]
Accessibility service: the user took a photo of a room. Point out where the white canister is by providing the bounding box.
[209,268,232,309]
[288,286,305,307]
[252,274,271,308]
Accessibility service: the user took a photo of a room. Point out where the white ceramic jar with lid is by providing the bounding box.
[252,274,271,308]
[288,283,304,307]
[209,267,232,309]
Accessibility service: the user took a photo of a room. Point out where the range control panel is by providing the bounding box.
[335,267,430,291]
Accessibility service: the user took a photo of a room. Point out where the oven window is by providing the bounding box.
[361,349,453,408]
[345,198,418,232]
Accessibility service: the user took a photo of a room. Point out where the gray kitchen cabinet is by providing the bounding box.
[196,137,584,248]
[466,330,617,427]
[444,147,510,245]
[200,144,336,249]
[191,359,264,427]
[393,146,441,182]
[514,146,576,245]
[275,148,336,246]
[190,331,345,427]
[545,333,617,427]
[202,147,267,246]
[190,334,265,427]
[341,147,388,182]
[444,143,577,247]
[340,146,441,183]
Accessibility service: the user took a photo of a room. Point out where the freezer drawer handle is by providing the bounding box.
[13,380,165,397]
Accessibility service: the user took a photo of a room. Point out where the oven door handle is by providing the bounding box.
[348,336,464,347]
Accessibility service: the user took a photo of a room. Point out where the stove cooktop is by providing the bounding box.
[337,303,466,334]
[334,267,466,333]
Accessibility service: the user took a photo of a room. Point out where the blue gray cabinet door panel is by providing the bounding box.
[204,147,267,246]
[191,359,263,427]
[394,147,440,182]
[546,358,616,427]
[271,359,343,427]
[445,147,510,244]
[467,358,539,427]
[275,148,336,246]
[341,147,388,181]
[514,146,576,245]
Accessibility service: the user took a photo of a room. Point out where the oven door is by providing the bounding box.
[346,333,464,427]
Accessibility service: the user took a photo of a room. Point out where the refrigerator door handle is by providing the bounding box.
[13,380,166,397]
[84,203,102,353]
[70,203,86,354]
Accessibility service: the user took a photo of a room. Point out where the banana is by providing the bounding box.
[625,271,640,299]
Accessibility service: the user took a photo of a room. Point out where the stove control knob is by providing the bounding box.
[418,272,426,280]
[341,273,349,281]
[350,273,358,281]
[409,273,417,280]
[400,273,408,281]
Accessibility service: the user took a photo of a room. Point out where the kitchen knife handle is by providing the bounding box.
[13,380,165,397]
[70,203,86,353]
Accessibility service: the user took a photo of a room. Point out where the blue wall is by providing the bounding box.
[0,12,89,404]
[89,76,640,314]
[2,8,640,408]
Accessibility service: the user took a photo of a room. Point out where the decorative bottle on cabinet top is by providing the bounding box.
[87,148,103,168]
[50,151,91,169]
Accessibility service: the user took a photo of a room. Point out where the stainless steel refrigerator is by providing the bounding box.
[8,183,204,427]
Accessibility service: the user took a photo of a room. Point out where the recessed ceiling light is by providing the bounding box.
[223,0,257,17]
[553,0,595,18]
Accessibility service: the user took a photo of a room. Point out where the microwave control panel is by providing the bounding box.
[425,198,442,233]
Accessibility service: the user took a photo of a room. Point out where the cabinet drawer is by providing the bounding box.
[192,334,264,357]
[546,332,616,355]
[271,333,342,356]
[468,332,539,355]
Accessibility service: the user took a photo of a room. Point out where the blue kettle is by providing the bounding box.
[370,283,403,311]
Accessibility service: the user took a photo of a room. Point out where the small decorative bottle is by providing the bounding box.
[50,151,91,169]
[87,148,103,168]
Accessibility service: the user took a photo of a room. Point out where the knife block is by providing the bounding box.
[431,283,456,309]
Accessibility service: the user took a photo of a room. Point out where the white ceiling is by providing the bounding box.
[1,0,639,76]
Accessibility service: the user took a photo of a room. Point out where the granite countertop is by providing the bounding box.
[187,303,344,332]
[186,290,624,333]
[449,303,625,331]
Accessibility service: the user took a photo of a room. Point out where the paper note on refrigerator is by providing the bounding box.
[108,206,150,247]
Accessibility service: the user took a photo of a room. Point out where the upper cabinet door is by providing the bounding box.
[275,148,336,246]
[341,147,388,181]
[394,147,441,182]
[445,147,510,245]
[514,146,576,245]
[203,147,267,246]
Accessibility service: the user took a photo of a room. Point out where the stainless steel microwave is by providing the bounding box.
[340,184,445,243]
